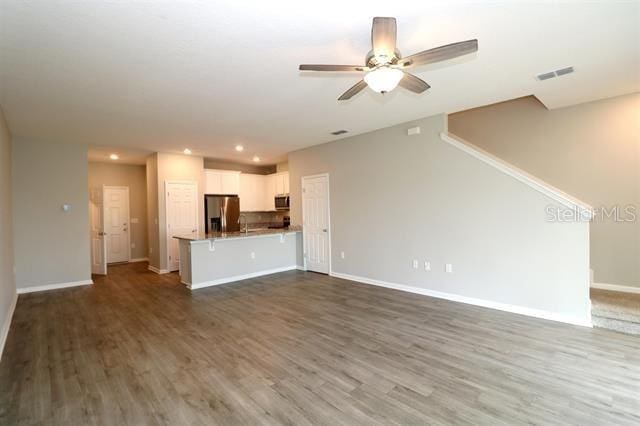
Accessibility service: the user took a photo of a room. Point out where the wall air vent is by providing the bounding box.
[331,129,348,135]
[536,66,575,81]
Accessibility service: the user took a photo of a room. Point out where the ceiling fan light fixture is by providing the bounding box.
[364,67,404,93]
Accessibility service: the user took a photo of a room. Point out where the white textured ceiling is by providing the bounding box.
[1,1,638,165]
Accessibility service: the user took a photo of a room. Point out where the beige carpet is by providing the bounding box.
[591,289,640,335]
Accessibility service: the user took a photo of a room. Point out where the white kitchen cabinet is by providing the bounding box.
[264,174,276,211]
[221,172,240,195]
[238,172,288,212]
[274,172,289,195]
[240,173,267,212]
[204,169,240,195]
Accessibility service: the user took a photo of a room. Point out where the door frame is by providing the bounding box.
[165,180,199,271]
[89,186,107,275]
[103,185,131,263]
[301,173,331,274]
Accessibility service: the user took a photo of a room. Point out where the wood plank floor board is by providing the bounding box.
[2,262,640,425]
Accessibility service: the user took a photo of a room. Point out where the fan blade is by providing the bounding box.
[398,73,430,93]
[299,64,367,72]
[371,17,397,60]
[338,80,368,100]
[399,39,478,68]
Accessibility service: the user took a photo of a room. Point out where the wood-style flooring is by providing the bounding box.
[1,262,639,425]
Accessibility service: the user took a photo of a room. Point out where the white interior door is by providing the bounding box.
[302,174,330,274]
[166,181,198,272]
[89,188,107,275]
[104,186,130,263]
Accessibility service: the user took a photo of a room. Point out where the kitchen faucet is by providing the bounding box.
[238,214,248,234]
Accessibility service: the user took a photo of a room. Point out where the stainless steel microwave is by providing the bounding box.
[275,195,290,210]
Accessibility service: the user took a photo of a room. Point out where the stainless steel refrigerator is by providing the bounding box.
[205,195,240,233]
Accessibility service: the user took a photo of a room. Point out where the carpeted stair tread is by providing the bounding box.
[590,288,640,335]
[592,315,640,335]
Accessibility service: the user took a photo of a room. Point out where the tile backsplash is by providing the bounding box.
[242,211,289,227]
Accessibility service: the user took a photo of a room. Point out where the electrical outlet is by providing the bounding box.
[131,242,136,249]
[424,261,431,271]
[340,251,345,259]
[250,252,256,259]
[149,247,153,254]
[412,259,419,269]
[446,263,453,273]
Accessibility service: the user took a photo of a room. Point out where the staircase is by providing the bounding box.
[591,288,640,335]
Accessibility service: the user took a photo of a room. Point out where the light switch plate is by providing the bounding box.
[412,259,419,269]
[446,263,453,273]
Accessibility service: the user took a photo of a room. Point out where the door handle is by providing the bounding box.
[123,228,128,232]
[322,229,328,233]
[98,231,107,236]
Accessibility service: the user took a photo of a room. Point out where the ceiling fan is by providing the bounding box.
[299,17,478,100]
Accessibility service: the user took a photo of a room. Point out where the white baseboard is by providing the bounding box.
[0,291,18,361]
[17,279,93,294]
[296,265,307,271]
[130,257,149,263]
[188,265,298,290]
[591,282,640,294]
[330,271,592,328]
[148,265,170,274]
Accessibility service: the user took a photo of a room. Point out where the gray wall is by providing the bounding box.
[157,152,205,271]
[289,114,591,323]
[204,158,276,175]
[449,93,639,288]
[0,106,16,354]
[88,162,148,259]
[13,138,91,288]
[146,154,160,268]
[147,152,205,271]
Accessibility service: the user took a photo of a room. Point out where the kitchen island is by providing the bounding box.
[174,227,302,290]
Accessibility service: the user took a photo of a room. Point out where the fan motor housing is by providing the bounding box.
[366,49,402,68]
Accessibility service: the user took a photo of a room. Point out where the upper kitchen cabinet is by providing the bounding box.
[264,174,276,211]
[237,171,289,212]
[204,169,240,195]
[274,172,289,195]
[239,173,267,212]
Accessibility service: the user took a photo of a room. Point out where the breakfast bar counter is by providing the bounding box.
[174,227,302,290]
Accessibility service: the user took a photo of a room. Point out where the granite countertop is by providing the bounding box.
[174,226,302,242]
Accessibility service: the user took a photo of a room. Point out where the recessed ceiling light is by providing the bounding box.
[235,145,244,152]
[183,148,192,155]
[252,155,260,162]
[109,154,119,160]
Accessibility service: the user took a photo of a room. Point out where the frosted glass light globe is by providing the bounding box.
[364,67,404,93]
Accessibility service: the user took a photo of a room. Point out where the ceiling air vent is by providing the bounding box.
[555,66,574,76]
[536,71,556,81]
[536,66,575,81]
[331,130,348,135]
